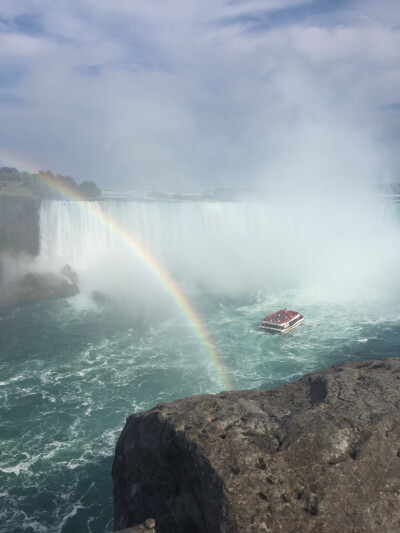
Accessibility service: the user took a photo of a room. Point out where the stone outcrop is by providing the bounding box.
[0,194,80,310]
[0,268,79,314]
[15,271,79,304]
[115,518,156,533]
[113,358,400,533]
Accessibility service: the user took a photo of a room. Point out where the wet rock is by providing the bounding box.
[113,358,400,533]
[115,517,156,532]
[61,264,79,285]
[0,261,79,315]
[15,271,79,305]
[91,290,113,305]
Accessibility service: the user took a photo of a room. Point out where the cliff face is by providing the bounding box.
[0,196,41,254]
[113,358,400,533]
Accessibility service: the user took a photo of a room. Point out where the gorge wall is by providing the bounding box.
[113,358,400,533]
[0,196,41,255]
[0,198,80,311]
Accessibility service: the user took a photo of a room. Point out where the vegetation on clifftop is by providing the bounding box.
[0,166,101,199]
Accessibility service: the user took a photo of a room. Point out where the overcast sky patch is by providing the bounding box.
[0,0,399,190]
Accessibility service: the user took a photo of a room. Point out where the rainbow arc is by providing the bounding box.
[0,150,233,390]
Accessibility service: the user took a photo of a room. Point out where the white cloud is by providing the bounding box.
[0,0,399,189]
[217,0,313,17]
[288,24,400,65]
[0,32,51,57]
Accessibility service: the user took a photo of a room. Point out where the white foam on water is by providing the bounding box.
[0,373,26,386]
[0,453,38,476]
[21,520,48,533]
[57,502,85,531]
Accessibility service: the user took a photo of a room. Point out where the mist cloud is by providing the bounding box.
[0,0,399,190]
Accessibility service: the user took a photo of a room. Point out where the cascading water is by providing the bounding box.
[39,199,281,288]
[38,197,400,303]
[1,194,400,532]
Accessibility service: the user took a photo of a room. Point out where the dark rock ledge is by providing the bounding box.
[112,358,400,533]
[0,265,79,315]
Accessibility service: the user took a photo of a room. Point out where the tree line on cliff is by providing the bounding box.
[0,166,101,199]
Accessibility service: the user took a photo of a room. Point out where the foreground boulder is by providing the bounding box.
[113,358,400,532]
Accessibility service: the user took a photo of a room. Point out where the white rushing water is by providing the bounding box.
[38,195,400,308]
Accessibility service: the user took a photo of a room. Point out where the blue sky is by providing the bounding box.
[0,0,399,190]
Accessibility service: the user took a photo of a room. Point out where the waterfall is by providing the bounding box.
[38,197,400,301]
[39,200,280,293]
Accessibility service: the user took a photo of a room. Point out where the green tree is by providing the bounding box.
[78,180,101,198]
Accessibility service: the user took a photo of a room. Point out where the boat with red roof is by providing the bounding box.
[259,308,304,334]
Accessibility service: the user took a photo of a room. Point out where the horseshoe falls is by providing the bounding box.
[1,194,400,532]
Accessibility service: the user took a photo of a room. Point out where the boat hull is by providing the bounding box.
[259,315,304,334]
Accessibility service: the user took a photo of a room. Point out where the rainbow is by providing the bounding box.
[0,150,234,390]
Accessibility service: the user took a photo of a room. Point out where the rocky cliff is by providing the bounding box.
[0,196,41,254]
[113,358,400,533]
[0,198,80,311]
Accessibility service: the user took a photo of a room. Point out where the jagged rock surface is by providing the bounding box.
[113,358,400,533]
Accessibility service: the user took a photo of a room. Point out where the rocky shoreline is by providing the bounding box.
[113,357,400,533]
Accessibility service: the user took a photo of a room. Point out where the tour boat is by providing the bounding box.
[259,309,304,334]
